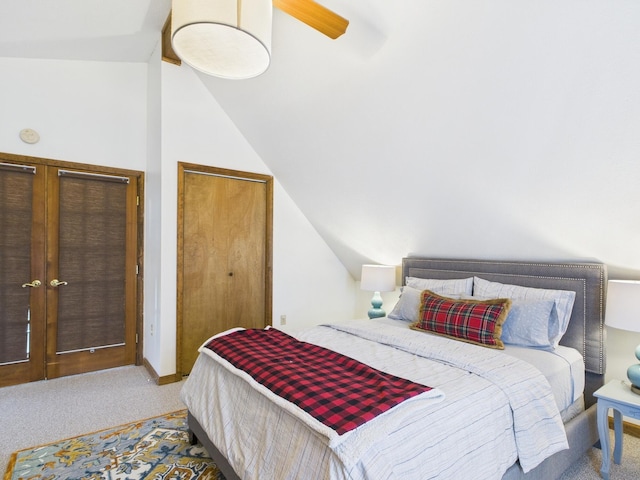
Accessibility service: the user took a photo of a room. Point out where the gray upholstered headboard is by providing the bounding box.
[402,258,607,407]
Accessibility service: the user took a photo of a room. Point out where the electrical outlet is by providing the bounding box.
[280,315,287,325]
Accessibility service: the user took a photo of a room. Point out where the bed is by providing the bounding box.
[181,258,607,480]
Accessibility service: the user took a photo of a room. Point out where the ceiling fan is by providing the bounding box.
[162,0,349,78]
[272,0,349,40]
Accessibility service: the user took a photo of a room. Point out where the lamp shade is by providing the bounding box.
[360,265,396,292]
[171,0,272,79]
[605,280,640,333]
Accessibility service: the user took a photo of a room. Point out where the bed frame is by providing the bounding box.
[189,257,607,480]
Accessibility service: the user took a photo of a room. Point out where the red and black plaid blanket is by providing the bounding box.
[204,327,433,435]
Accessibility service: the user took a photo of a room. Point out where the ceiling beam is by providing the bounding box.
[161,13,181,66]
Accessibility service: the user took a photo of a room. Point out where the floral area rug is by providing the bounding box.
[4,410,225,480]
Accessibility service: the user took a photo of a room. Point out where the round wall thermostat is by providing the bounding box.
[19,128,40,144]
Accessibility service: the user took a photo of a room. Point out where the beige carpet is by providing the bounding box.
[0,366,185,475]
[558,429,640,480]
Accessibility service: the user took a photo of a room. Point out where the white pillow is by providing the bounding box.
[472,277,576,347]
[405,276,473,296]
[387,286,423,322]
[388,282,467,322]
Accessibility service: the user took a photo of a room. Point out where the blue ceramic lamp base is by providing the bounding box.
[628,344,640,395]
[368,291,386,319]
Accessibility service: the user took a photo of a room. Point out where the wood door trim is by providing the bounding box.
[124,174,140,363]
[0,152,145,178]
[29,166,47,381]
[0,151,145,378]
[179,162,273,184]
[135,170,145,366]
[176,163,273,378]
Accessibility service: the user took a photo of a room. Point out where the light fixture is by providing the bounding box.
[605,279,640,394]
[171,0,272,80]
[360,265,396,319]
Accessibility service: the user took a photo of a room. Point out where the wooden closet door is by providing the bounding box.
[178,164,273,375]
[45,168,138,379]
[0,162,46,387]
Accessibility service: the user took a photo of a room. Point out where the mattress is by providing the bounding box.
[182,319,573,480]
[504,344,584,415]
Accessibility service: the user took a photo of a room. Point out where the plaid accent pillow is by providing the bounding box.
[411,290,511,349]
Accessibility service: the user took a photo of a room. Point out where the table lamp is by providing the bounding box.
[605,279,640,394]
[360,264,396,319]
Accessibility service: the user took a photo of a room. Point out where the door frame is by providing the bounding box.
[176,162,273,378]
[0,152,145,382]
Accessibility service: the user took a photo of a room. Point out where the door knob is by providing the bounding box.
[21,280,42,288]
[50,279,68,287]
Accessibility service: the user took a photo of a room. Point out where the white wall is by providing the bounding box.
[0,54,356,380]
[1,35,638,388]
[154,61,356,375]
[0,57,146,168]
[143,42,165,372]
[204,1,640,391]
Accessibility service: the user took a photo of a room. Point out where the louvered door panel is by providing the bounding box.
[0,154,140,387]
[46,168,137,378]
[0,162,46,386]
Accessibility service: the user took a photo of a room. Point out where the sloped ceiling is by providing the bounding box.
[3,0,640,277]
[194,1,640,277]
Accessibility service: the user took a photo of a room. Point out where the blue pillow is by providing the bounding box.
[473,277,576,347]
[501,299,556,349]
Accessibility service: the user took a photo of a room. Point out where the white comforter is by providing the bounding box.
[181,319,569,480]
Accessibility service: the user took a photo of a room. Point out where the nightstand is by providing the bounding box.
[594,379,640,480]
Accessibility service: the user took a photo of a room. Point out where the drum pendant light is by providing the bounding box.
[171,0,272,79]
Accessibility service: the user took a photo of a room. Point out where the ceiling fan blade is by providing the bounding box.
[273,0,349,39]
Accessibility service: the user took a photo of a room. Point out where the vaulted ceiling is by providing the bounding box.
[3,0,640,277]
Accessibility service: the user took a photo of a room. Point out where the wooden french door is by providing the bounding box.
[0,161,46,386]
[177,163,273,376]
[0,155,140,387]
